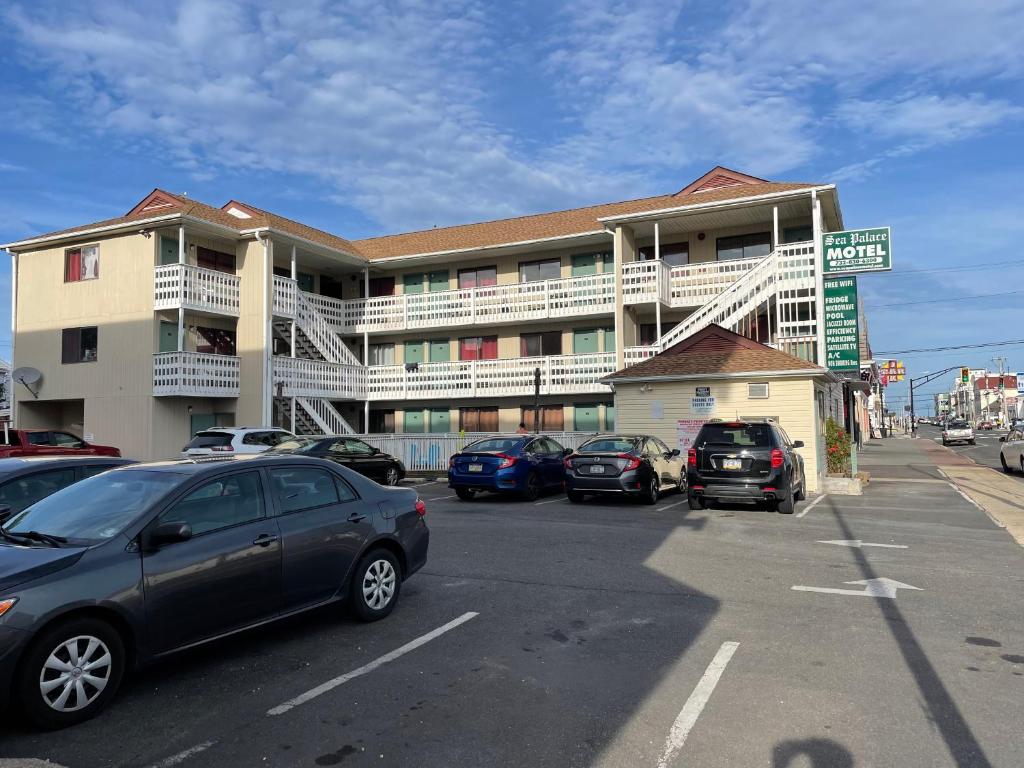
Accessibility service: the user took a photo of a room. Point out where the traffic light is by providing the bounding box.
[960,367,969,383]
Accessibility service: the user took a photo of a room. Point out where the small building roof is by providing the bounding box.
[603,325,829,382]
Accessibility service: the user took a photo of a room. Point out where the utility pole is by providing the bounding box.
[993,356,1009,428]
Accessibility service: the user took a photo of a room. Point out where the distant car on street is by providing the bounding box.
[181,427,294,458]
[999,428,1024,474]
[977,421,994,431]
[448,434,567,501]
[686,420,805,514]
[267,436,405,486]
[0,430,121,459]
[0,454,428,728]
[563,434,684,505]
[942,420,975,446]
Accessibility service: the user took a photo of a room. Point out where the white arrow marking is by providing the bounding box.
[817,539,908,549]
[792,577,922,599]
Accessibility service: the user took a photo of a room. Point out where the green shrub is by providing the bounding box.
[826,418,851,475]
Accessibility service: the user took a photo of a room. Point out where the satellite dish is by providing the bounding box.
[13,367,42,398]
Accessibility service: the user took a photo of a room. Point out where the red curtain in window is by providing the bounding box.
[65,249,82,282]
[481,336,497,360]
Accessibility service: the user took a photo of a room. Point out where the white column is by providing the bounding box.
[363,267,370,433]
[811,191,825,366]
[261,235,274,426]
[654,220,661,350]
[178,225,185,264]
[177,224,186,352]
[772,205,779,249]
[290,245,297,358]
[9,252,17,427]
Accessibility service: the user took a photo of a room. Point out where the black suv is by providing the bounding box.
[686,420,805,513]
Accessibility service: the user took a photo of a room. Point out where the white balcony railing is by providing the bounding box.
[623,346,658,367]
[153,352,240,397]
[273,274,615,334]
[154,264,241,316]
[366,352,616,401]
[272,274,297,318]
[622,257,762,308]
[272,356,366,400]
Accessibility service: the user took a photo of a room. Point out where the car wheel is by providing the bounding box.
[1020,455,1024,474]
[350,549,402,622]
[522,472,541,502]
[687,492,706,510]
[1001,452,1011,473]
[969,440,976,445]
[776,486,795,514]
[384,466,400,486]
[641,475,659,505]
[793,471,805,501]
[567,489,585,503]
[455,487,475,501]
[18,617,126,730]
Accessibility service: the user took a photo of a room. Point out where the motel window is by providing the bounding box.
[370,277,395,297]
[639,241,689,267]
[61,327,98,364]
[457,266,497,289]
[519,259,561,283]
[459,407,499,433]
[783,226,813,244]
[369,409,395,434]
[195,326,237,356]
[459,336,498,361]
[64,245,99,282]
[716,232,771,261]
[520,331,562,357]
[369,343,395,366]
[197,246,236,274]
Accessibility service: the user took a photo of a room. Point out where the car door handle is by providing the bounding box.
[252,534,279,547]
[347,512,367,523]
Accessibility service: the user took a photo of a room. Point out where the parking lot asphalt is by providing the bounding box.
[2,438,1023,768]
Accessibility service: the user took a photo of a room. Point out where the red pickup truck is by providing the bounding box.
[0,429,121,458]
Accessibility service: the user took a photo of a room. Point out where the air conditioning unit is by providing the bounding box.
[748,382,769,399]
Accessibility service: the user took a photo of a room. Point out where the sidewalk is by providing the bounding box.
[857,436,1024,547]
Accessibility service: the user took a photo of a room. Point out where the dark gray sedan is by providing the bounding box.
[0,454,428,729]
[0,456,136,522]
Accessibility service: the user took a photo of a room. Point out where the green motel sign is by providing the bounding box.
[822,227,892,275]
[823,276,859,371]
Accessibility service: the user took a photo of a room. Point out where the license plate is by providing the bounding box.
[468,464,483,472]
[589,465,606,474]
[723,458,742,470]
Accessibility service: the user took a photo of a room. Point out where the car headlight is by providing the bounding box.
[0,598,17,618]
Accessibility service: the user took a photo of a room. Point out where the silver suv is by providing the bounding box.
[941,420,975,446]
[181,427,295,458]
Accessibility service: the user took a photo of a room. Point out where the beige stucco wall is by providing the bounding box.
[612,376,825,492]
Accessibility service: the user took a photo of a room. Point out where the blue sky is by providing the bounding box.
[1,0,1023,409]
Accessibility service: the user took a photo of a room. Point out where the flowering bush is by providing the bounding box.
[825,418,852,475]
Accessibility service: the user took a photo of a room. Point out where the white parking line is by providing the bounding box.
[657,499,689,511]
[430,494,458,501]
[267,612,479,716]
[657,641,739,768]
[146,741,216,768]
[796,494,827,518]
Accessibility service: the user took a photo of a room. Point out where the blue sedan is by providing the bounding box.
[448,435,568,501]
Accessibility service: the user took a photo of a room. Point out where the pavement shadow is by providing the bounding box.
[772,737,854,767]
[824,498,993,768]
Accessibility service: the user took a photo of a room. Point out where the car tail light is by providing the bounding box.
[449,456,456,468]
[690,485,704,491]
[563,455,575,469]
[763,487,777,492]
[415,499,427,517]
[687,448,697,467]
[496,453,516,469]
[618,453,641,471]
[770,448,784,468]
[211,445,234,452]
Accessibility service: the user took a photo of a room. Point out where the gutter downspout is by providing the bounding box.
[8,250,16,427]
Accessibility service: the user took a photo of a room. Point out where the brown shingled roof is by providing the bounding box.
[353,181,819,260]
[224,200,360,255]
[604,325,824,380]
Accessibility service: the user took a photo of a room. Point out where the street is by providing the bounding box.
[915,423,1024,482]
[1,437,1021,768]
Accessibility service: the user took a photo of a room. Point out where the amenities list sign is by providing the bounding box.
[823,277,859,371]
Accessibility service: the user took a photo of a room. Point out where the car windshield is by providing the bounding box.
[463,438,521,453]
[580,438,636,453]
[272,438,322,453]
[948,421,970,429]
[4,469,183,544]
[697,424,773,448]
[187,432,233,448]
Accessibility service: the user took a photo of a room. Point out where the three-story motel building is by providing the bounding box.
[2,167,844,460]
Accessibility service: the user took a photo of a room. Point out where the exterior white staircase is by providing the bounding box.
[296,396,356,435]
[631,241,817,362]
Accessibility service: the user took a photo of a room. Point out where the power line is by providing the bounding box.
[874,339,1024,356]
[867,289,1024,310]
[893,258,1024,275]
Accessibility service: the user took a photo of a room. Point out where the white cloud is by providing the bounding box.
[836,94,1023,143]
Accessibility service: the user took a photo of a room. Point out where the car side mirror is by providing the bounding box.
[150,521,192,547]
[792,440,804,448]
[999,436,1006,442]
[562,448,572,457]
[0,505,11,524]
[670,448,681,457]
